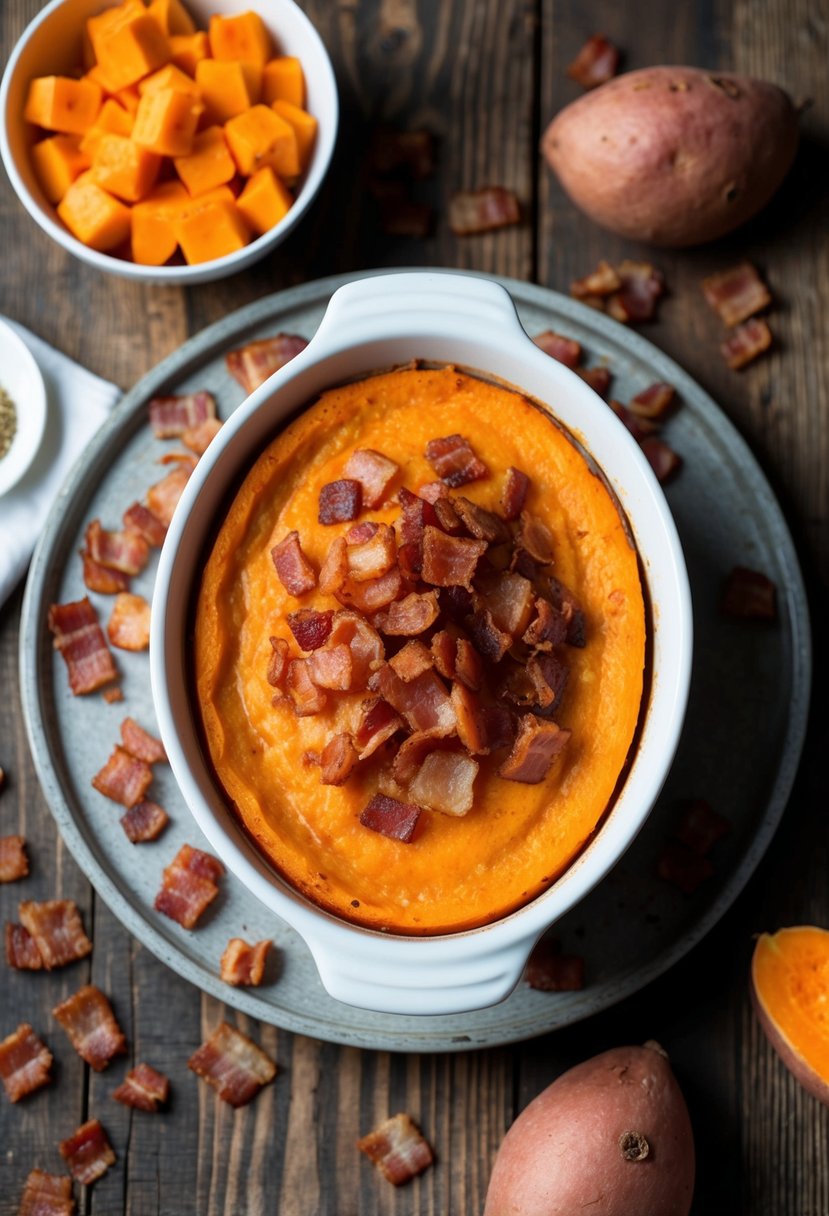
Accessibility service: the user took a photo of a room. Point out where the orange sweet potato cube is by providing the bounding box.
[95,13,172,91]
[208,12,273,67]
[224,105,299,178]
[262,57,305,108]
[131,180,189,264]
[195,59,261,123]
[132,87,203,156]
[32,135,91,204]
[146,0,196,36]
[86,0,146,61]
[175,196,250,264]
[139,64,202,98]
[85,62,122,97]
[57,174,132,251]
[24,76,102,135]
[236,166,292,235]
[90,133,162,203]
[174,125,236,196]
[169,32,210,76]
[271,100,317,171]
[116,85,142,115]
[80,99,134,157]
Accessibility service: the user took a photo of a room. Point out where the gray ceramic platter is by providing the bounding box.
[20,270,811,1053]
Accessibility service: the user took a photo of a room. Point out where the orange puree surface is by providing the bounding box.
[195,366,646,934]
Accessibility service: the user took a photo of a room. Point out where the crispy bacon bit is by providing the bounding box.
[721,318,773,370]
[371,666,457,737]
[346,521,379,545]
[319,536,348,594]
[320,733,358,785]
[154,844,223,929]
[122,501,168,547]
[421,527,487,589]
[548,577,587,647]
[5,924,42,971]
[453,496,509,543]
[409,750,479,816]
[346,523,397,581]
[516,511,554,565]
[360,793,422,842]
[433,496,465,535]
[225,333,308,393]
[417,480,448,504]
[368,127,435,179]
[85,519,149,576]
[454,637,483,690]
[354,698,404,759]
[358,1113,434,1185]
[480,572,536,638]
[149,390,216,438]
[629,382,676,420]
[344,449,400,508]
[327,610,385,689]
[527,652,569,712]
[17,1169,74,1216]
[656,840,714,894]
[375,590,440,636]
[674,800,730,856]
[467,606,512,663]
[703,263,772,327]
[219,938,272,988]
[120,800,169,843]
[0,1024,53,1102]
[526,938,585,991]
[609,399,658,443]
[319,479,362,525]
[48,598,118,695]
[397,487,438,547]
[577,365,612,398]
[188,1021,277,1106]
[533,331,582,368]
[18,900,92,970]
[92,745,153,807]
[287,609,334,652]
[307,643,353,691]
[448,186,520,235]
[430,630,456,679]
[640,436,683,483]
[0,835,29,883]
[389,639,434,681]
[721,566,777,620]
[145,463,193,526]
[157,450,199,471]
[499,714,570,783]
[571,259,621,298]
[81,551,131,594]
[501,467,530,521]
[337,565,403,613]
[567,34,620,89]
[450,682,489,754]
[119,718,166,764]
[523,597,566,649]
[106,592,151,651]
[607,261,665,324]
[425,434,488,487]
[182,415,223,455]
[482,705,515,751]
[284,659,328,713]
[53,986,126,1071]
[102,686,124,703]
[390,732,442,784]
[267,636,290,687]
[59,1118,116,1184]
[271,530,316,597]
[113,1062,169,1111]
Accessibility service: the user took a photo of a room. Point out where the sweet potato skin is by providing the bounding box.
[483,1044,694,1216]
[542,66,798,247]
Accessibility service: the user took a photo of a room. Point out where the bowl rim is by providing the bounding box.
[0,318,48,497]
[0,0,339,282]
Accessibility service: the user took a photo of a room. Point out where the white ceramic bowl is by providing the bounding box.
[151,271,693,1015]
[0,0,338,285]
[0,319,48,496]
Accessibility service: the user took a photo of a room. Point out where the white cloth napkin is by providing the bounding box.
[0,320,122,609]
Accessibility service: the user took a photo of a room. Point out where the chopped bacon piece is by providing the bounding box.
[92,745,153,807]
[120,800,169,843]
[526,938,585,991]
[574,368,610,401]
[344,449,400,508]
[480,571,536,638]
[53,986,126,1071]
[5,923,42,971]
[284,658,329,713]
[119,718,166,764]
[389,639,434,681]
[609,398,659,443]
[466,606,512,663]
[354,698,404,760]
[359,793,422,842]
[606,261,665,324]
[85,519,149,575]
[157,450,199,471]
[17,1169,74,1216]
[320,733,358,785]
[327,610,385,689]
[421,526,487,588]
[267,636,290,687]
[703,263,772,327]
[640,436,682,483]
[18,900,92,970]
[499,714,570,783]
[358,1113,434,1185]
[417,480,448,504]
[81,552,131,594]
[453,497,509,543]
[346,523,397,581]
[219,938,272,988]
[0,835,29,883]
[656,840,714,895]
[48,598,118,695]
[501,467,530,521]
[59,1119,116,1184]
[391,732,442,784]
[370,666,457,736]
[368,127,435,179]
[526,652,569,712]
[307,643,353,691]
[409,750,478,816]
[145,462,193,527]
[154,844,223,929]
[287,609,334,652]
[271,530,316,597]
[448,186,520,235]
[225,333,308,393]
[517,511,554,564]
[425,434,488,487]
[547,576,587,647]
[454,637,483,690]
[336,565,403,613]
[533,331,582,368]
[674,800,730,856]
[482,705,515,751]
[188,1021,277,1106]
[629,382,676,420]
[182,415,223,455]
[0,1023,53,1102]
[397,487,439,547]
[122,501,167,546]
[522,597,567,649]
[106,592,151,651]
[721,318,773,369]
[346,521,379,544]
[149,390,216,438]
[113,1062,169,1112]
[430,630,456,679]
[450,682,489,754]
[432,496,465,535]
[319,536,348,594]
[571,259,621,298]
[102,685,124,704]
[721,566,777,620]
[567,34,620,89]
[375,590,440,636]
[318,479,362,525]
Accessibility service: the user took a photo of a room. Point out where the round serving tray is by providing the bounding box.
[20,270,811,1053]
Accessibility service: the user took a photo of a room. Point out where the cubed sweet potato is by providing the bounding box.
[271,100,316,171]
[236,165,292,234]
[195,59,262,123]
[132,87,203,156]
[57,174,132,251]
[224,104,299,178]
[208,12,273,67]
[262,56,305,108]
[24,76,102,135]
[32,135,90,204]
[174,125,236,196]
[175,196,250,263]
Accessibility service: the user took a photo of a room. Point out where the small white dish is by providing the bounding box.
[0,319,47,497]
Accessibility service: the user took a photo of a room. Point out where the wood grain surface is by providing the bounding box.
[1,0,828,1212]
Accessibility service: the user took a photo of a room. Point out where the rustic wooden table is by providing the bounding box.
[2,1,827,1212]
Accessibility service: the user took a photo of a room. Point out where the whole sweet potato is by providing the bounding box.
[542,67,799,247]
[484,1043,694,1216]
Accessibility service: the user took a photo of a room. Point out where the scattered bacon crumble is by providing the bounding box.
[0,1023,53,1102]
[721,318,773,370]
[113,1062,170,1112]
[526,938,585,991]
[120,800,170,843]
[629,382,676,420]
[320,733,358,785]
[567,35,620,89]
[188,1022,277,1106]
[532,331,582,368]
[448,186,520,236]
[183,416,223,455]
[570,259,621,299]
[577,365,612,398]
[721,566,777,620]
[122,501,167,547]
[703,263,772,328]
[344,448,400,507]
[359,793,422,843]
[219,937,272,987]
[154,844,223,929]
[48,598,118,696]
[225,334,308,394]
[288,609,334,651]
[267,636,290,687]
[85,519,149,577]
[81,551,131,595]
[425,434,488,487]
[92,745,153,808]
[499,715,571,784]
[17,1170,74,1216]
[0,835,29,883]
[17,900,92,970]
[5,923,43,971]
[53,985,126,1071]
[102,685,124,704]
[640,436,683,484]
[107,592,151,651]
[571,259,665,324]
[146,462,194,526]
[120,718,166,764]
[357,1113,434,1185]
[501,467,530,521]
[149,390,216,438]
[271,530,317,596]
[59,1119,116,1185]
[319,478,362,525]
